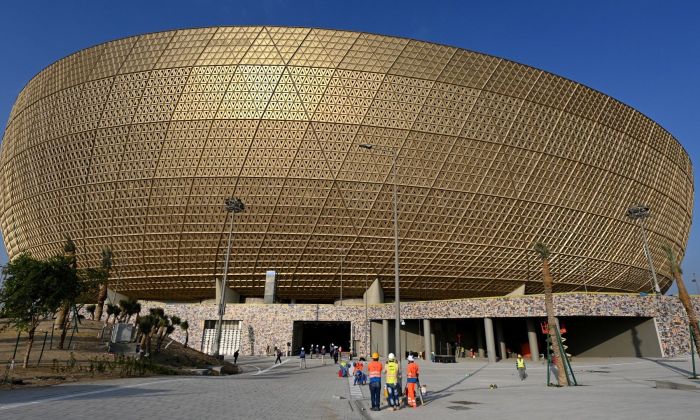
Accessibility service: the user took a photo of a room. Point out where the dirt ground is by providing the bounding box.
[0,318,238,389]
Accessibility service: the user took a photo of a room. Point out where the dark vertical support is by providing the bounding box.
[476,323,485,358]
[37,331,48,366]
[495,319,506,360]
[49,325,54,350]
[690,324,698,379]
[12,331,21,360]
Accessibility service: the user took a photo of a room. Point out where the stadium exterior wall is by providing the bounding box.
[137,293,699,358]
[0,26,693,301]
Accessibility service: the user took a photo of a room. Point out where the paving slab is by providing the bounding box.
[0,356,698,419]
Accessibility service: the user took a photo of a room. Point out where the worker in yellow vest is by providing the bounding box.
[384,353,400,411]
[516,354,527,380]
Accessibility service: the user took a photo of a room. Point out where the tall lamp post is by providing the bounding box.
[212,196,245,358]
[626,204,661,294]
[359,143,402,368]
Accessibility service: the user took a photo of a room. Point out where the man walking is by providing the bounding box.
[299,347,307,369]
[384,353,400,411]
[406,355,420,408]
[368,352,383,411]
[275,347,283,364]
[516,354,527,380]
[321,345,326,365]
[233,349,239,365]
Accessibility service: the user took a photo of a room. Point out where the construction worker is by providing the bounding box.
[384,353,400,411]
[516,354,527,380]
[406,355,420,408]
[299,347,307,369]
[368,352,383,411]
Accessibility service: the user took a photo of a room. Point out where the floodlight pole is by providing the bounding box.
[626,205,660,294]
[359,143,402,370]
[340,249,344,305]
[212,196,245,358]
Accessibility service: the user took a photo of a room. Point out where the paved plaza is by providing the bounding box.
[1,355,699,419]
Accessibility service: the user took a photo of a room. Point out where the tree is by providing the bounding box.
[0,253,80,367]
[85,304,96,320]
[106,303,121,323]
[534,242,568,386]
[137,315,156,355]
[94,248,113,321]
[663,245,700,352]
[119,298,141,323]
[180,321,189,348]
[57,237,78,350]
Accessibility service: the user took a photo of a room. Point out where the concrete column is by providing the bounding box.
[526,318,539,362]
[484,317,497,363]
[496,319,507,360]
[423,319,432,359]
[216,279,240,303]
[476,324,485,358]
[363,278,385,304]
[382,319,390,357]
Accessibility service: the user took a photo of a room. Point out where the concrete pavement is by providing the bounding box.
[0,355,698,419]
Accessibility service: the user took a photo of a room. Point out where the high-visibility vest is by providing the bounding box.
[407,362,419,382]
[517,358,525,368]
[368,361,383,379]
[385,361,399,384]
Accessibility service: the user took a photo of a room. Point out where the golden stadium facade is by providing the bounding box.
[0,27,693,301]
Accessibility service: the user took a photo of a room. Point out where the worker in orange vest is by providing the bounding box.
[406,355,420,408]
[368,352,383,411]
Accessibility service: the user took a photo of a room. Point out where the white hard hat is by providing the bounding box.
[407,355,414,361]
[388,353,395,360]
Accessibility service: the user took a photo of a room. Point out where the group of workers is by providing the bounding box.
[367,352,421,411]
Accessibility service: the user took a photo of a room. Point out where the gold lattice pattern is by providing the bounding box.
[0,27,693,301]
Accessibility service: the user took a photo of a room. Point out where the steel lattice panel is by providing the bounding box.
[0,27,693,301]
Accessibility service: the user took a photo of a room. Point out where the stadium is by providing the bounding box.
[0,27,695,358]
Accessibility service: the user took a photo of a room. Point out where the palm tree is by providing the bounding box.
[534,242,568,386]
[138,315,156,355]
[85,304,96,320]
[119,298,141,323]
[663,245,700,352]
[94,248,113,321]
[180,320,189,348]
[106,303,120,323]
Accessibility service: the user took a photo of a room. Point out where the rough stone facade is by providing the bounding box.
[137,293,700,358]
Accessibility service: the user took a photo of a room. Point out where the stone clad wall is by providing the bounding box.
[137,293,700,358]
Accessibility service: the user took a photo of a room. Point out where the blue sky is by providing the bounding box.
[0,1,698,292]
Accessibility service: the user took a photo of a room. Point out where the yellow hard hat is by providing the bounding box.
[372,352,380,359]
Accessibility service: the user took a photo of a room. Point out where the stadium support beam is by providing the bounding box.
[215,278,240,304]
[382,319,390,357]
[484,317,497,362]
[363,278,384,304]
[423,319,432,359]
[527,318,539,361]
[496,319,507,360]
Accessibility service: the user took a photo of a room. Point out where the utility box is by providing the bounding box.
[111,323,134,343]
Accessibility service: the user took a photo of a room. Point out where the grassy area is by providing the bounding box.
[0,318,237,389]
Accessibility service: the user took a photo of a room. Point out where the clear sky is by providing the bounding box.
[0,0,698,292]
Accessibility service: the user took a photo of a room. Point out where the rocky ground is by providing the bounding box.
[0,318,237,389]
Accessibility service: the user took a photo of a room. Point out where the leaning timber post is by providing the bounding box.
[37,331,48,366]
